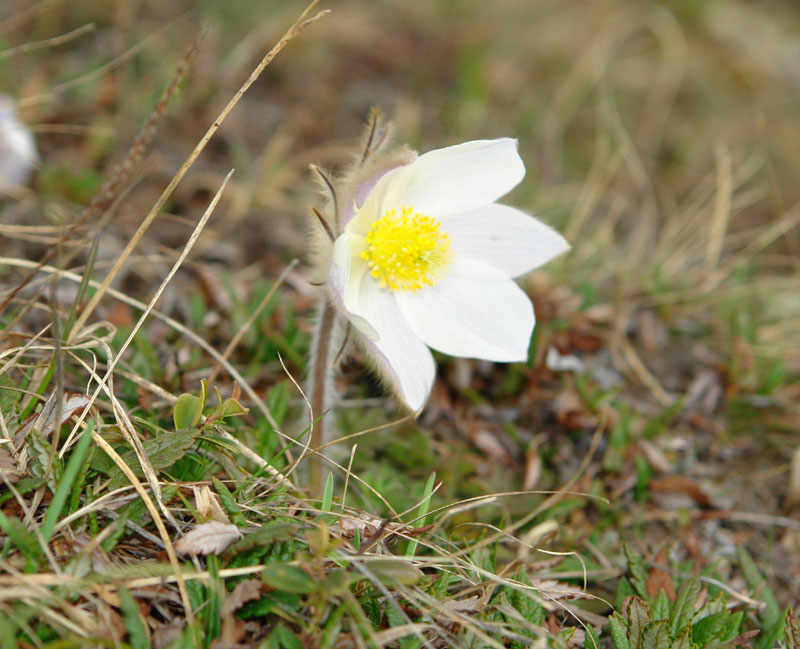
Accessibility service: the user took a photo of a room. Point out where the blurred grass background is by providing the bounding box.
[2,0,800,643]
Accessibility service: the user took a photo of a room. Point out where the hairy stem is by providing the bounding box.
[308,296,336,497]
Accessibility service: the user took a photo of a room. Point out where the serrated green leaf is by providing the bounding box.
[671,628,692,649]
[212,477,246,527]
[226,522,297,556]
[692,612,727,645]
[107,430,201,490]
[624,545,649,599]
[29,429,61,493]
[617,577,636,611]
[585,624,601,649]
[610,613,631,649]
[721,611,743,642]
[629,597,652,649]
[386,600,405,628]
[642,619,670,649]
[173,393,203,430]
[262,564,318,594]
[652,589,670,620]
[0,511,44,567]
[430,572,454,600]
[119,589,149,649]
[670,576,701,637]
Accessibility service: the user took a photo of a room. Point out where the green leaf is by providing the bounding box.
[629,597,652,649]
[226,522,297,556]
[509,572,545,626]
[107,429,201,489]
[585,625,601,649]
[617,577,636,611]
[721,611,743,642]
[692,612,727,645]
[320,604,345,649]
[405,471,435,558]
[624,545,649,599]
[220,397,248,419]
[366,559,423,586]
[642,619,670,649]
[267,382,291,428]
[41,421,95,542]
[274,623,303,649]
[29,429,61,494]
[671,628,692,649]
[670,576,701,637]
[261,564,318,594]
[0,512,44,567]
[430,572,454,600]
[119,589,150,649]
[738,545,780,629]
[756,606,789,649]
[174,393,203,430]
[321,473,334,513]
[205,555,222,645]
[609,613,631,649]
[652,589,670,620]
[212,477,246,527]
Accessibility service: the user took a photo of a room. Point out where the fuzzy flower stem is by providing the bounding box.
[308,296,336,497]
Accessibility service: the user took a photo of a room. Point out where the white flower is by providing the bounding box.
[328,138,568,411]
[0,96,37,194]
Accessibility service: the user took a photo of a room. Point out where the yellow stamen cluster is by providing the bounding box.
[361,206,452,292]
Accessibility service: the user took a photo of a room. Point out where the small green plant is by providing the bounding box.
[609,547,746,649]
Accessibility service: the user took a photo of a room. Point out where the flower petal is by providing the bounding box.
[395,258,535,362]
[355,139,525,226]
[348,270,436,411]
[446,203,569,277]
[330,234,378,340]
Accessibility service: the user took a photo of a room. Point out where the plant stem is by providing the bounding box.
[308,296,335,497]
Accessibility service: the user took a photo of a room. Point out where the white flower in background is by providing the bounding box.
[328,138,569,411]
[0,95,37,194]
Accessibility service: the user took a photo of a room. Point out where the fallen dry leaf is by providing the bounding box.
[650,475,713,507]
[522,443,542,491]
[646,547,676,599]
[221,579,262,616]
[15,392,91,443]
[193,485,231,524]
[174,522,242,556]
[0,448,23,484]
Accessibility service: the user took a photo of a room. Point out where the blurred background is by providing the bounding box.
[2,0,799,607]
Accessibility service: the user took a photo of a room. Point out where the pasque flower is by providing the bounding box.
[326,138,568,411]
[0,96,36,194]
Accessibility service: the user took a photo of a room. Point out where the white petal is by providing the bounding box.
[446,203,569,277]
[330,234,379,340]
[356,139,525,225]
[0,99,36,191]
[349,272,436,411]
[395,258,535,362]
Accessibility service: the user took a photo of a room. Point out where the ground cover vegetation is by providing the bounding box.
[0,0,799,647]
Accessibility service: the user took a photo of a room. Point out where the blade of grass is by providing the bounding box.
[40,420,95,542]
[405,472,436,558]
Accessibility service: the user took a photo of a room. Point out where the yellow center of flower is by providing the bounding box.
[361,206,452,292]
